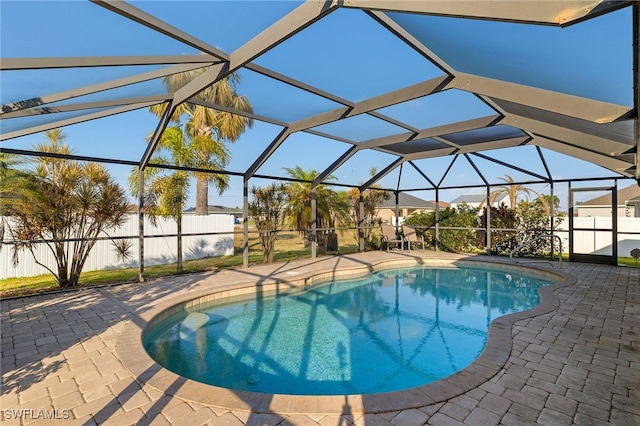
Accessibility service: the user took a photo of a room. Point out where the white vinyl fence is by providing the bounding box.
[1,214,234,279]
[556,217,640,257]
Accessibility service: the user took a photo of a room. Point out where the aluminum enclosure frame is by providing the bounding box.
[1,0,638,275]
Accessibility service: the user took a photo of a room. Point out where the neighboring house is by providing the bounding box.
[575,184,640,218]
[377,192,449,225]
[449,193,510,210]
[628,195,640,218]
[184,205,244,223]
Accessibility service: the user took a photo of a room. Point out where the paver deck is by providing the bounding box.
[1,251,638,425]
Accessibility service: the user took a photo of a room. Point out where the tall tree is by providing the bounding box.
[150,67,253,214]
[283,166,350,245]
[2,130,130,288]
[486,174,538,212]
[129,126,193,273]
[0,153,25,242]
[346,167,390,247]
[248,183,289,263]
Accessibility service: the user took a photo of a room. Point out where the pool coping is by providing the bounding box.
[116,255,576,415]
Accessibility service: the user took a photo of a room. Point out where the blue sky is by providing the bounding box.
[1,1,635,210]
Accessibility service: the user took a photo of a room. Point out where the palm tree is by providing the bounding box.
[150,66,253,214]
[0,152,25,244]
[532,194,558,217]
[486,174,537,210]
[283,166,350,245]
[0,152,25,202]
[130,126,192,273]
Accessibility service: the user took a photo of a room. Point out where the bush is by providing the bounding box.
[406,203,480,252]
[2,138,130,288]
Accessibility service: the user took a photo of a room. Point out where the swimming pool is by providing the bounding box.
[143,265,554,395]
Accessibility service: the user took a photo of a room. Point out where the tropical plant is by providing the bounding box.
[248,183,289,263]
[2,130,131,288]
[479,203,518,253]
[149,66,253,214]
[404,210,436,248]
[346,167,390,248]
[0,153,25,241]
[405,203,480,252]
[283,166,350,246]
[515,195,565,256]
[129,126,193,273]
[486,175,538,213]
[0,152,24,178]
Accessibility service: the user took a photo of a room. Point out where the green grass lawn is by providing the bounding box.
[3,227,636,298]
[618,256,640,267]
[0,229,360,298]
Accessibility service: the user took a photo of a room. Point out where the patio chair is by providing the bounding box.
[402,225,425,251]
[381,224,404,252]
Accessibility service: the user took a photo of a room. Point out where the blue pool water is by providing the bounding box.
[144,265,553,395]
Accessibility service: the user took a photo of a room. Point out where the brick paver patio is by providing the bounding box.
[1,252,638,425]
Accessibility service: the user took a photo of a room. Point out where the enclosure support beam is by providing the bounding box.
[2,95,169,120]
[140,101,173,170]
[1,101,161,142]
[0,62,197,115]
[634,3,640,183]
[612,180,618,262]
[539,147,556,258]
[486,185,492,252]
[471,152,549,182]
[465,154,491,251]
[311,185,317,259]
[360,158,404,192]
[344,0,624,26]
[394,191,400,233]
[435,189,440,251]
[230,1,338,69]
[550,182,555,260]
[395,163,403,232]
[0,55,220,70]
[359,195,365,252]
[450,72,631,124]
[313,146,359,187]
[438,156,458,188]
[243,177,249,268]
[533,135,632,175]
[245,128,291,179]
[408,161,437,188]
[91,0,228,60]
[568,182,574,259]
[361,115,498,150]
[138,168,145,283]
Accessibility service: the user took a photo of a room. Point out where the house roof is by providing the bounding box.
[378,192,447,209]
[579,184,640,206]
[184,205,243,215]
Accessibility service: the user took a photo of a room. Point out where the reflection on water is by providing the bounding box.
[144,266,552,395]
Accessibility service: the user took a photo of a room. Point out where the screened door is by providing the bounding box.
[569,186,617,265]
